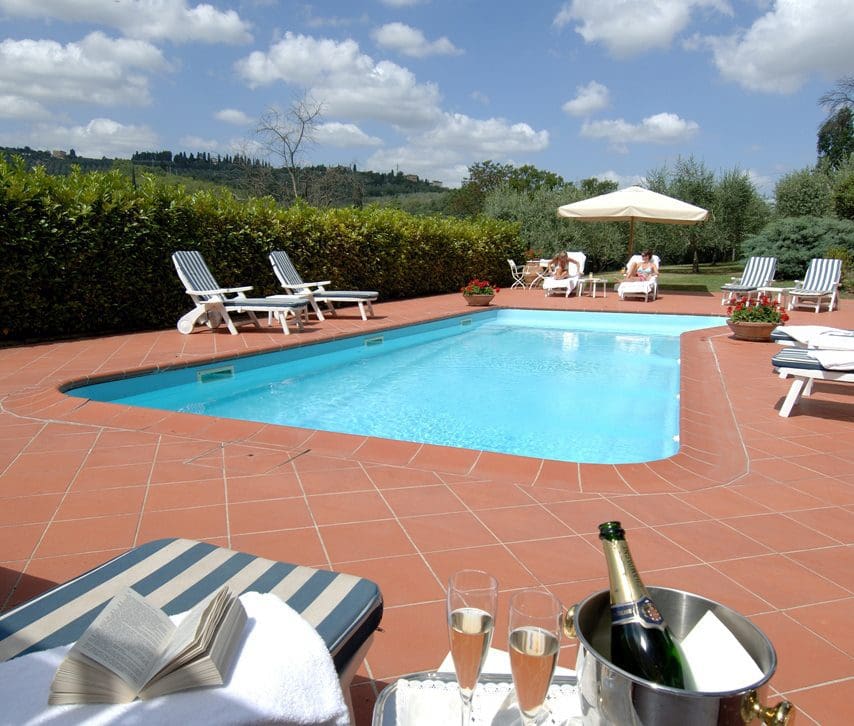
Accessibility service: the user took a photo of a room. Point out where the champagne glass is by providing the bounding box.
[447,569,498,725]
[508,589,562,725]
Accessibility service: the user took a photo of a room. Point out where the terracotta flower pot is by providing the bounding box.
[726,320,777,342]
[463,294,494,307]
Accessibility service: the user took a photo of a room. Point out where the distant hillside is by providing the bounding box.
[0,146,448,207]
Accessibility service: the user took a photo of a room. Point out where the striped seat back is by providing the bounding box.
[740,256,776,287]
[270,250,305,287]
[802,258,842,291]
[172,251,221,300]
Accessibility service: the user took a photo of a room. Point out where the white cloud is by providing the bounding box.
[0,0,252,44]
[0,33,168,108]
[691,0,854,93]
[554,0,732,57]
[372,22,461,58]
[379,0,425,6]
[179,135,219,151]
[314,122,383,147]
[562,81,610,117]
[215,108,253,126]
[20,118,158,157]
[235,32,442,128]
[594,170,645,187]
[581,112,699,152]
[470,90,490,105]
[367,112,549,187]
[0,94,49,119]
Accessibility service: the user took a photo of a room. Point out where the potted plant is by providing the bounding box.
[461,278,499,306]
[726,293,789,341]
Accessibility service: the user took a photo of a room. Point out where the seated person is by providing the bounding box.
[548,251,580,280]
[625,250,658,281]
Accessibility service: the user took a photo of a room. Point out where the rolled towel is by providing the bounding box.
[0,592,348,726]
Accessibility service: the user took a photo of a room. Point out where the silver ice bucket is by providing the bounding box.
[566,587,793,726]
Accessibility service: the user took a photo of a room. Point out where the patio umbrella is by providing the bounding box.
[557,185,709,256]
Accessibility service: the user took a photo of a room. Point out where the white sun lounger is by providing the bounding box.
[771,346,854,417]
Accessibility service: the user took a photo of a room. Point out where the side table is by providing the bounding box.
[756,286,791,305]
[577,276,608,298]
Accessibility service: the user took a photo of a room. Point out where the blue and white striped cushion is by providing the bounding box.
[0,538,383,673]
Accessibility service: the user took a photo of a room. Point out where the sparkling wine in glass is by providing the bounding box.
[447,570,498,725]
[509,589,562,725]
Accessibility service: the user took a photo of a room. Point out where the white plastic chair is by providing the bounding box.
[507,259,526,289]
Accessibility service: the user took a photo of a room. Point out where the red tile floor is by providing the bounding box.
[1,286,853,725]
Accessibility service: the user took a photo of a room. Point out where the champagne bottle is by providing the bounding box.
[598,521,686,688]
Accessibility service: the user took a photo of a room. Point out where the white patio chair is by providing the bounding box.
[269,250,378,321]
[543,251,586,297]
[172,250,308,335]
[617,254,661,302]
[507,259,526,289]
[787,258,842,313]
[721,256,777,305]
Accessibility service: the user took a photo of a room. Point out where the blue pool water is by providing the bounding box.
[70,310,724,464]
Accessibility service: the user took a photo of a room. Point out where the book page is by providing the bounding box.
[73,588,175,693]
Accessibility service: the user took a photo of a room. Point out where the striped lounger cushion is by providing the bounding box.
[0,538,383,673]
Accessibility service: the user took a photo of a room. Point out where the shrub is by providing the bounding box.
[741,216,854,279]
[0,158,523,341]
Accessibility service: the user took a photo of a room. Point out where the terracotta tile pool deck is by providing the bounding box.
[1,288,852,725]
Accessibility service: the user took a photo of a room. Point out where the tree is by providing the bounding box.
[646,156,718,272]
[775,168,833,217]
[817,107,854,170]
[817,76,854,170]
[256,95,323,202]
[714,168,769,261]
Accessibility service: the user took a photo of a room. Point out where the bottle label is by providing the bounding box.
[611,596,665,630]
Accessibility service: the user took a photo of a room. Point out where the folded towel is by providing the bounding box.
[0,592,348,726]
[807,350,854,371]
[779,325,840,345]
[810,330,854,352]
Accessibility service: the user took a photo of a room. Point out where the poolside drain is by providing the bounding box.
[365,336,384,347]
[196,365,234,383]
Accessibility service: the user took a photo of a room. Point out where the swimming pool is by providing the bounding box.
[69,310,724,464]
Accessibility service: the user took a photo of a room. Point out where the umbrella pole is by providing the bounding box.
[628,218,635,257]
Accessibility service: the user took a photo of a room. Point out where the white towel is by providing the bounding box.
[807,350,854,371]
[0,592,349,726]
[780,325,850,347]
[810,330,854,352]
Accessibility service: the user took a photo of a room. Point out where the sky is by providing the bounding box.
[0,1,852,195]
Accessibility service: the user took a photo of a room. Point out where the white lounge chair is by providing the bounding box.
[617,254,660,302]
[172,250,308,335]
[543,251,586,297]
[507,259,526,289]
[269,250,378,321]
[772,346,854,417]
[721,256,777,305]
[787,258,842,313]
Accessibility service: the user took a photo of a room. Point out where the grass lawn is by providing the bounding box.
[599,261,798,296]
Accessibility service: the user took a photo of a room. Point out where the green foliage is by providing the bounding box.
[774,167,833,217]
[741,215,854,279]
[832,168,854,220]
[817,107,854,170]
[0,157,521,341]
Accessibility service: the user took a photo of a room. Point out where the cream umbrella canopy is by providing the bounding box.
[557,185,709,256]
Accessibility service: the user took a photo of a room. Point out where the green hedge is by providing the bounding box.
[0,158,522,340]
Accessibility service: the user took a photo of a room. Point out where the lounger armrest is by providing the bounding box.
[187,285,252,296]
[303,280,333,288]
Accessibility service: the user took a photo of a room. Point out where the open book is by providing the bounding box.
[49,585,247,704]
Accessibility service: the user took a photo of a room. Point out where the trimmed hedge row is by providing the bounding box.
[0,159,522,340]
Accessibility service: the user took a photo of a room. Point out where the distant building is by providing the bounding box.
[404,174,419,183]
[50,150,67,159]
[430,180,444,187]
